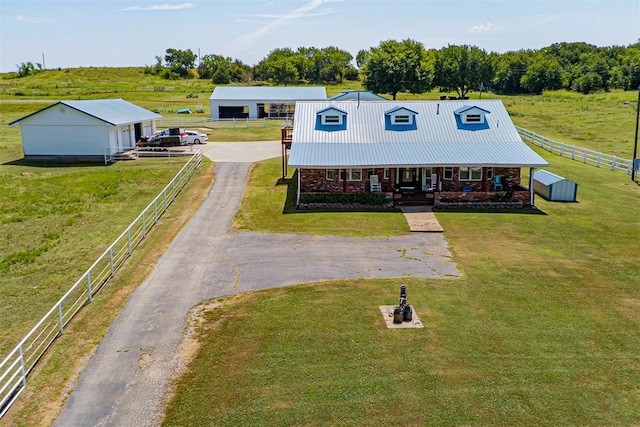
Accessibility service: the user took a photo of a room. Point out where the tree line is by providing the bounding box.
[15,40,640,97]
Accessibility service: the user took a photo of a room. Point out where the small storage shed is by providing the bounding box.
[209,86,327,120]
[9,99,162,162]
[532,169,578,202]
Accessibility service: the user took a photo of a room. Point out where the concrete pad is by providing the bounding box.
[400,206,444,232]
[201,140,282,163]
[379,305,424,328]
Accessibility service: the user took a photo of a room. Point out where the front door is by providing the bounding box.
[398,168,418,189]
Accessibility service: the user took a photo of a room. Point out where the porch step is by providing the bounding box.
[112,151,138,161]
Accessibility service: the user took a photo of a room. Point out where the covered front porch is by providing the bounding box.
[296,165,536,208]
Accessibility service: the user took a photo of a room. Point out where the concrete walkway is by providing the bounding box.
[400,206,445,232]
[54,142,460,426]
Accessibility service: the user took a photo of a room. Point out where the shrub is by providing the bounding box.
[300,192,389,205]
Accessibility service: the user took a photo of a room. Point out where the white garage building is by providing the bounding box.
[209,86,327,120]
[9,99,161,162]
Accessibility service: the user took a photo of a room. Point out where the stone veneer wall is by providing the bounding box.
[299,169,365,193]
[440,167,521,192]
[436,187,531,206]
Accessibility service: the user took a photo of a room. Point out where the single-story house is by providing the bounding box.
[9,99,161,162]
[287,100,549,207]
[209,86,327,120]
[328,90,387,101]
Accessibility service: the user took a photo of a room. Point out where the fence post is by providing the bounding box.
[142,211,147,238]
[58,304,64,334]
[110,247,115,277]
[611,157,616,171]
[596,153,601,167]
[19,345,27,387]
[127,228,132,255]
[571,146,576,160]
[87,271,93,302]
[583,149,588,163]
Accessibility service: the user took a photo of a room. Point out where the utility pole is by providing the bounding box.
[42,52,46,69]
[633,85,640,182]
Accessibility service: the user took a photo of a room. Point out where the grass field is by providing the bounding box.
[163,146,640,426]
[0,104,203,357]
[1,67,639,425]
[3,67,639,156]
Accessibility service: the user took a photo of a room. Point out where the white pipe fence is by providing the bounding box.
[159,117,268,129]
[0,149,203,419]
[517,126,633,175]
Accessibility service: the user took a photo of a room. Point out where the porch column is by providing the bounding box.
[296,168,301,206]
[342,169,347,193]
[529,167,535,207]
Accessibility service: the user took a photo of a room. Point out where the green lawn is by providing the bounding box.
[163,147,640,426]
[0,106,202,357]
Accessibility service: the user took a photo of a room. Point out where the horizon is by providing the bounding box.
[1,0,639,73]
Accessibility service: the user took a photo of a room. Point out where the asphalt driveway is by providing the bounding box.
[54,142,460,426]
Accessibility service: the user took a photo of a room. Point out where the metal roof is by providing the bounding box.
[532,169,569,185]
[209,86,327,101]
[288,100,549,168]
[328,90,388,101]
[9,99,162,126]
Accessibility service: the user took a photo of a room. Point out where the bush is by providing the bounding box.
[300,192,389,205]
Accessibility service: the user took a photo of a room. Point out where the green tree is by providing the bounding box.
[361,39,434,100]
[520,54,564,94]
[356,49,369,68]
[16,62,43,78]
[492,50,531,94]
[611,42,640,90]
[266,59,299,85]
[198,54,232,81]
[255,48,307,83]
[434,44,494,98]
[163,48,197,78]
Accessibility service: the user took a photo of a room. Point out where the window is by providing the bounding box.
[347,169,362,181]
[383,168,390,179]
[393,115,411,124]
[466,114,481,123]
[323,115,341,125]
[326,169,335,180]
[487,167,493,180]
[459,167,482,181]
[443,167,453,180]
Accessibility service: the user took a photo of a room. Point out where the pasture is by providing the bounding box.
[1,67,639,425]
[164,147,640,426]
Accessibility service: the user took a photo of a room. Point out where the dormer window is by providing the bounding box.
[316,106,347,131]
[385,107,418,131]
[454,105,490,130]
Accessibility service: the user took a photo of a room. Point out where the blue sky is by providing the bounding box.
[1,0,639,73]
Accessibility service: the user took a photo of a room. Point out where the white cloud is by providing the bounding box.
[531,14,560,25]
[228,0,342,52]
[14,14,56,24]
[120,3,194,12]
[470,22,503,33]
